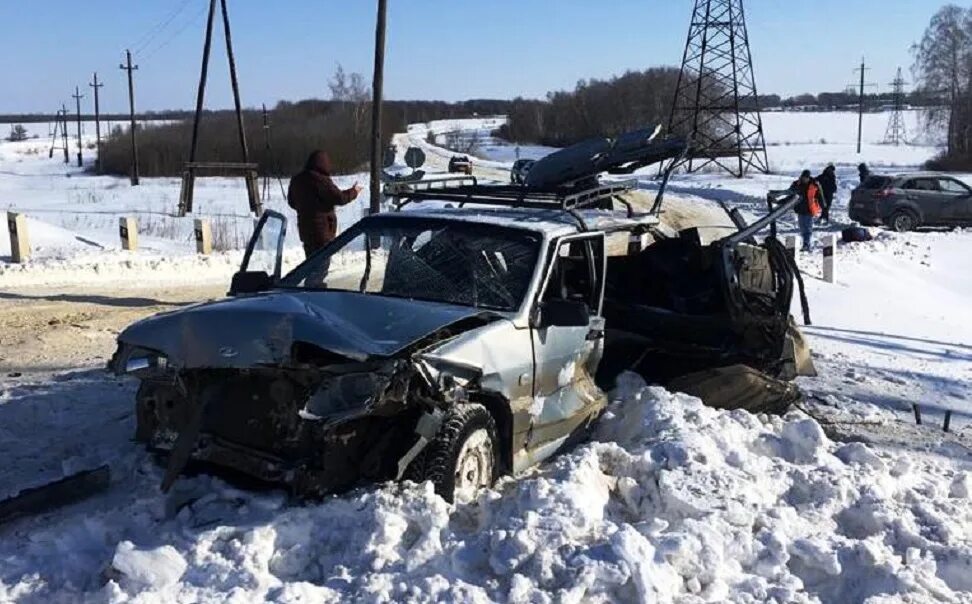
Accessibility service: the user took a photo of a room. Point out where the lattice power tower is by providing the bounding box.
[668,0,769,177]
[884,67,908,146]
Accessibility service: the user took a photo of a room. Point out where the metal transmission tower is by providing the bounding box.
[668,0,769,177]
[884,67,908,146]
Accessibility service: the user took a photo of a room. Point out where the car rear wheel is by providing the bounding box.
[406,404,498,502]
[890,211,917,232]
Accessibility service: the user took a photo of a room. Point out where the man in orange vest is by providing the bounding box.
[790,169,824,252]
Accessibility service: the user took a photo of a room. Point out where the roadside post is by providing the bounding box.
[119,217,138,251]
[194,218,213,255]
[6,212,30,263]
[822,234,836,283]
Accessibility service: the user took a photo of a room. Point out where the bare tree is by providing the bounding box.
[329,64,372,162]
[912,5,972,158]
[6,124,28,142]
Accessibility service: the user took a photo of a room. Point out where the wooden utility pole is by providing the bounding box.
[89,72,104,173]
[188,0,218,165]
[850,58,876,155]
[369,0,388,215]
[179,0,260,217]
[219,0,250,162]
[71,86,85,167]
[60,103,70,164]
[261,103,271,201]
[120,49,140,185]
[49,109,62,159]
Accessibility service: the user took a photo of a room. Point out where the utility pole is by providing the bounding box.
[71,86,85,168]
[60,103,70,164]
[369,0,388,215]
[119,49,140,185]
[849,58,877,154]
[261,103,271,202]
[49,109,62,159]
[219,0,250,163]
[89,72,104,172]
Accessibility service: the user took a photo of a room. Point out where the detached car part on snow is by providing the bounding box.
[110,127,813,501]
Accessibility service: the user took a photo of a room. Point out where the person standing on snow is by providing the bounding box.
[858,162,870,185]
[816,164,837,224]
[288,150,363,258]
[790,169,824,252]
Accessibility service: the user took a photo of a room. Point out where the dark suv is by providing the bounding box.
[849,172,972,231]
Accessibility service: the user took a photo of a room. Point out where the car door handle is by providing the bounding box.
[586,328,605,341]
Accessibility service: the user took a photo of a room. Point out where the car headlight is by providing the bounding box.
[302,373,381,420]
[123,349,168,374]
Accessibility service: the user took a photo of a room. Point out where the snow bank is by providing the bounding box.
[2,374,970,602]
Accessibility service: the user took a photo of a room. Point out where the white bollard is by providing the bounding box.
[6,212,30,263]
[822,234,837,283]
[119,217,138,251]
[194,218,213,255]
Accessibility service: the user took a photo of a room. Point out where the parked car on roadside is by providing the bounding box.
[448,155,473,175]
[510,159,535,184]
[849,172,972,232]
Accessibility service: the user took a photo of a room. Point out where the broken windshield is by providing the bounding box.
[280,217,541,312]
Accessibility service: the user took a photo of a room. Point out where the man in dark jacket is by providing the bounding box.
[288,150,362,257]
[816,163,837,224]
[858,162,870,185]
[790,170,823,252]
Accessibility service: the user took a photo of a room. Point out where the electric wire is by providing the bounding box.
[131,0,196,56]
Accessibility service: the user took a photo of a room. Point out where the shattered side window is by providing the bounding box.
[541,237,603,314]
[281,219,541,312]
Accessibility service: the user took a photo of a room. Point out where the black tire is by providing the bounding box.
[890,210,917,232]
[405,404,498,502]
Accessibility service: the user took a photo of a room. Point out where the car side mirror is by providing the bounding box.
[229,270,272,295]
[533,299,590,329]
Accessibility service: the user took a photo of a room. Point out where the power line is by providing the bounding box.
[131,0,196,56]
[138,2,210,64]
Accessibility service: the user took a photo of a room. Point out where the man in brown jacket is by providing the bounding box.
[288,150,362,257]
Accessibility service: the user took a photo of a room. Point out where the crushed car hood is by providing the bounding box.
[117,290,494,367]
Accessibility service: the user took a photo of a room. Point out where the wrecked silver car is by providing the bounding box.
[111,130,813,502]
[111,203,619,502]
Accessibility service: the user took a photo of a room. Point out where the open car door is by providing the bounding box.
[229,210,288,295]
[526,233,607,459]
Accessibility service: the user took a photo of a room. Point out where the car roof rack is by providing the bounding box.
[384,177,640,231]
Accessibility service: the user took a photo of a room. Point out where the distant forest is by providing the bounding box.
[95,98,513,177]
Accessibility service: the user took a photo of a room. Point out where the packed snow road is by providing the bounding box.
[0,283,224,376]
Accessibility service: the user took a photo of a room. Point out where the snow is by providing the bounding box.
[419,111,943,176]
[2,372,970,602]
[2,113,972,602]
[0,131,370,286]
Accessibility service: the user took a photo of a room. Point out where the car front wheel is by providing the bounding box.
[406,404,498,502]
[890,211,917,232]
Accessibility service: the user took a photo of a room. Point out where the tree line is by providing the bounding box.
[98,66,515,177]
[497,68,683,148]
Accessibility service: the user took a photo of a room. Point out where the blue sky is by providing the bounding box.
[0,0,943,114]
